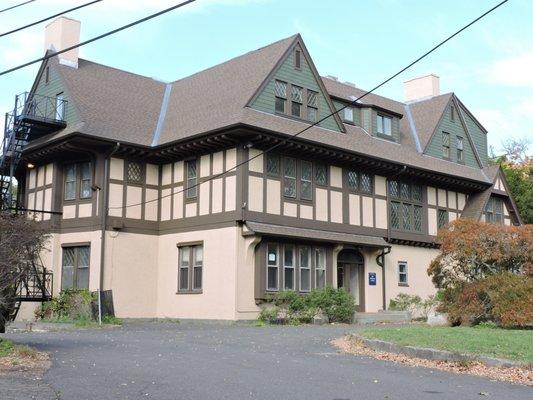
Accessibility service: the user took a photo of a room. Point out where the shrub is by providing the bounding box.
[389,293,440,320]
[441,272,533,328]
[257,287,355,325]
[35,289,95,322]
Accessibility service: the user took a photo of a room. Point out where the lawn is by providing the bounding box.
[359,325,533,364]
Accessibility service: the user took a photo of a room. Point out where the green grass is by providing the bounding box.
[0,339,39,359]
[359,325,533,364]
[0,339,14,357]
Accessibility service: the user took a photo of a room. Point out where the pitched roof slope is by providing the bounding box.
[157,35,297,145]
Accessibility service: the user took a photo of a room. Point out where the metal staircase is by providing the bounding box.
[0,92,65,331]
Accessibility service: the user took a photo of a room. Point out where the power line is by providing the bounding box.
[0,0,35,14]
[0,0,197,77]
[109,0,509,211]
[1,0,102,38]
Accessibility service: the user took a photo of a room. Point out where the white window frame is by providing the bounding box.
[299,246,311,292]
[314,248,326,289]
[377,114,392,136]
[343,107,354,123]
[283,245,295,290]
[398,261,408,285]
[267,244,279,291]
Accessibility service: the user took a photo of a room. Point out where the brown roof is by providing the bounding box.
[26,34,492,184]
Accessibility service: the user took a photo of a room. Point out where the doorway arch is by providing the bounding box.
[337,249,365,312]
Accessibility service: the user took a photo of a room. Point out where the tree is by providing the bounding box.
[0,212,49,332]
[500,160,533,224]
[500,137,531,164]
[427,219,533,289]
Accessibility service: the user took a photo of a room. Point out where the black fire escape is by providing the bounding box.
[0,92,67,329]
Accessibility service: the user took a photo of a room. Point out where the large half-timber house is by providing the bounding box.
[12,18,522,320]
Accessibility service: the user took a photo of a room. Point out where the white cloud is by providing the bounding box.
[485,52,533,87]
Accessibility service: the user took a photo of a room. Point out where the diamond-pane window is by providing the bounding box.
[438,209,448,229]
[402,204,411,231]
[315,164,327,186]
[400,182,410,200]
[389,180,399,198]
[127,162,143,183]
[291,85,303,103]
[347,171,358,191]
[300,161,312,200]
[414,206,422,232]
[391,202,400,230]
[61,246,90,290]
[274,80,287,98]
[360,173,372,193]
[64,164,76,200]
[307,107,317,122]
[307,90,318,107]
[283,158,297,198]
[412,184,422,202]
[266,154,280,176]
[186,160,198,199]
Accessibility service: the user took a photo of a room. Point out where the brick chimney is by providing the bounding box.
[404,74,440,102]
[44,17,80,68]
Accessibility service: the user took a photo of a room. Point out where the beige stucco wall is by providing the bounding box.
[362,249,384,312]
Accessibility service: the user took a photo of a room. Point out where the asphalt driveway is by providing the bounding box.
[1,322,529,399]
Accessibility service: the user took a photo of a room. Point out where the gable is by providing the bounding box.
[457,101,488,166]
[250,41,343,132]
[424,98,481,168]
[31,59,80,127]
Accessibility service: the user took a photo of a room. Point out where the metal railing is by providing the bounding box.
[16,267,53,301]
[13,92,68,124]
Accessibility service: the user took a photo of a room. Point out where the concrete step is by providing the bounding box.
[353,311,411,324]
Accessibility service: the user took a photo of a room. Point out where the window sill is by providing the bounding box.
[376,133,396,141]
[176,290,203,295]
[274,111,319,126]
[398,283,409,287]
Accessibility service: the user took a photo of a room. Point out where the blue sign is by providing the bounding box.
[368,272,377,286]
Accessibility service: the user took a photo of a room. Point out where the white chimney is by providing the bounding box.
[404,74,440,102]
[44,16,80,68]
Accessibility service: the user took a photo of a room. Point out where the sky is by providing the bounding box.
[0,0,531,155]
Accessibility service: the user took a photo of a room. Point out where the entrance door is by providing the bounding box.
[337,250,365,312]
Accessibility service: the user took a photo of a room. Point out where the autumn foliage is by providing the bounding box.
[428,219,533,327]
[428,219,532,289]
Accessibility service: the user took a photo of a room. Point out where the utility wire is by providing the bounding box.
[109,0,509,211]
[1,0,102,38]
[0,0,197,77]
[0,0,35,14]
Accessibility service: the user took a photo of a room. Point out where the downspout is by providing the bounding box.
[98,142,120,324]
[379,164,407,311]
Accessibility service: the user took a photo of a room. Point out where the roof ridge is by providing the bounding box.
[75,57,166,82]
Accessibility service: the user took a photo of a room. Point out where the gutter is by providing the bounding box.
[98,142,120,324]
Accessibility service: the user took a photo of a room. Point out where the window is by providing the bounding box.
[127,161,143,183]
[267,244,279,291]
[300,161,313,200]
[64,164,76,201]
[178,245,203,292]
[264,243,327,294]
[377,114,392,136]
[299,247,311,292]
[389,180,423,233]
[266,153,280,176]
[442,132,450,158]
[274,80,287,114]
[283,245,294,290]
[347,170,373,193]
[343,107,354,123]
[456,136,464,162]
[315,248,326,289]
[55,93,65,120]
[437,209,448,229]
[307,90,318,122]
[485,197,503,224]
[314,163,328,186]
[61,246,90,290]
[80,162,92,199]
[64,162,92,201]
[186,160,198,199]
[398,262,408,286]
[294,49,301,69]
[291,85,303,118]
[450,105,456,121]
[283,157,297,198]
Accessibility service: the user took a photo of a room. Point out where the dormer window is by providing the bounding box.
[294,49,301,69]
[377,114,392,136]
[343,107,354,123]
[274,80,287,114]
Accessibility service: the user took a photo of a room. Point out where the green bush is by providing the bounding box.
[258,287,355,325]
[35,289,95,322]
[440,272,533,328]
[389,293,438,320]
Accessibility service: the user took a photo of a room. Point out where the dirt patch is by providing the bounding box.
[333,335,532,387]
[0,344,50,375]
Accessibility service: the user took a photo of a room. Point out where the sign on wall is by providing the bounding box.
[368,272,377,286]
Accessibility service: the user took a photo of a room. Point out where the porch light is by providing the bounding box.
[27,163,35,169]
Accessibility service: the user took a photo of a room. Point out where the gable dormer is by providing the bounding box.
[249,37,344,133]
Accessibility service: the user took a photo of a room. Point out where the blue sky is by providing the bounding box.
[0,0,531,155]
